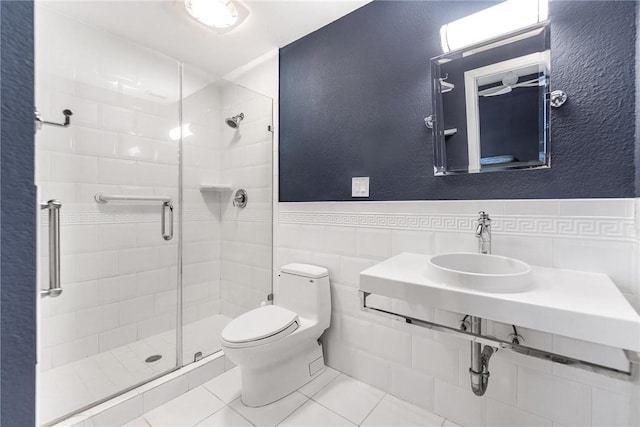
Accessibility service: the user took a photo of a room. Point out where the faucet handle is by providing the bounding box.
[477,211,491,223]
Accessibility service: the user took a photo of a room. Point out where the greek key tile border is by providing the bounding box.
[278,210,638,242]
[42,209,271,226]
[41,210,208,226]
[43,208,638,241]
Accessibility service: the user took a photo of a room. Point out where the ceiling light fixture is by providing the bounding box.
[184,0,249,34]
[440,0,548,53]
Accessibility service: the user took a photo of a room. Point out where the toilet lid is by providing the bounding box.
[221,305,299,344]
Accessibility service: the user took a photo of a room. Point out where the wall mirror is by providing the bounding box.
[430,23,551,175]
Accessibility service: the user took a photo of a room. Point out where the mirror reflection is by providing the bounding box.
[431,24,550,175]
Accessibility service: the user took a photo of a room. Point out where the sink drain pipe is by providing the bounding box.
[469,316,494,396]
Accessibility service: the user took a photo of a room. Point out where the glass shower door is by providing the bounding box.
[35,6,181,424]
[181,67,274,365]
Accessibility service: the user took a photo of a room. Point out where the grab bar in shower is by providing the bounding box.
[41,199,62,298]
[94,193,174,241]
[94,193,172,204]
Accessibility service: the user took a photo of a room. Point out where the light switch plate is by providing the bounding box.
[352,177,370,198]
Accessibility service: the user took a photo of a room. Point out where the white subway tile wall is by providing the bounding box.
[219,82,273,318]
[276,199,640,427]
[37,9,181,380]
[181,67,225,353]
[36,10,258,421]
[36,8,273,423]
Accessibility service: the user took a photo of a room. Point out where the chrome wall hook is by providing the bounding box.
[424,115,434,129]
[35,108,73,132]
[550,90,568,108]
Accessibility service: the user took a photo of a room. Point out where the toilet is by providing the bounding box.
[220,263,331,407]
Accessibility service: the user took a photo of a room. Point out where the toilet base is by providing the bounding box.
[240,340,324,407]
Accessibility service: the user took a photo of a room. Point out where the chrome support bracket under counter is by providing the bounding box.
[358,290,640,382]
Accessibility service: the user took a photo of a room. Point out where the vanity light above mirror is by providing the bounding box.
[440,0,549,53]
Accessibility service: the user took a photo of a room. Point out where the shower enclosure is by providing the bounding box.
[35,6,273,425]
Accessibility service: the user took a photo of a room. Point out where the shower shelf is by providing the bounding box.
[200,184,233,192]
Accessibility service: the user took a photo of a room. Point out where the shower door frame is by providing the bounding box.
[36,47,275,425]
[34,22,187,422]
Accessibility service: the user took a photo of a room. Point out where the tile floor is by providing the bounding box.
[120,366,463,427]
[40,315,231,424]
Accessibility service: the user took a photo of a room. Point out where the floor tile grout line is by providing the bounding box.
[309,371,388,425]
[309,389,375,426]
[286,392,310,423]
[276,395,355,427]
[200,381,231,404]
[303,370,344,399]
[133,364,446,427]
[326,367,452,425]
[190,393,228,427]
[303,401,357,427]
[356,391,387,426]
[139,386,224,427]
[224,401,258,427]
[272,393,311,427]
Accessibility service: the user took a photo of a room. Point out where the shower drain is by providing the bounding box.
[145,354,162,363]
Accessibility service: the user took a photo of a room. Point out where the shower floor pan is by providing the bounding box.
[38,314,231,425]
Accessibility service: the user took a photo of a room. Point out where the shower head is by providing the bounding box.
[225,113,244,129]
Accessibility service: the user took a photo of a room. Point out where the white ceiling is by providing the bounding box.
[40,0,371,78]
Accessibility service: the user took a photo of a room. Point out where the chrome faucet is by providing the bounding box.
[475,211,491,254]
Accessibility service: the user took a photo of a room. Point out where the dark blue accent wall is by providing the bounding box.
[0,1,36,425]
[279,1,637,201]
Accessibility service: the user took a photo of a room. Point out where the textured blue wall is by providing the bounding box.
[0,1,37,425]
[279,1,637,201]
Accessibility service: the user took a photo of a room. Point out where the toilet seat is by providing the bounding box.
[221,305,299,348]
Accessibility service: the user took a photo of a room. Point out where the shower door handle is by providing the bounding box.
[161,201,174,241]
[40,199,62,298]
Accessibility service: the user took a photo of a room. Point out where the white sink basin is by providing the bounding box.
[359,253,640,351]
[426,253,532,293]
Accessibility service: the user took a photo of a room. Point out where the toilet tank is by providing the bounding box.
[275,263,331,327]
